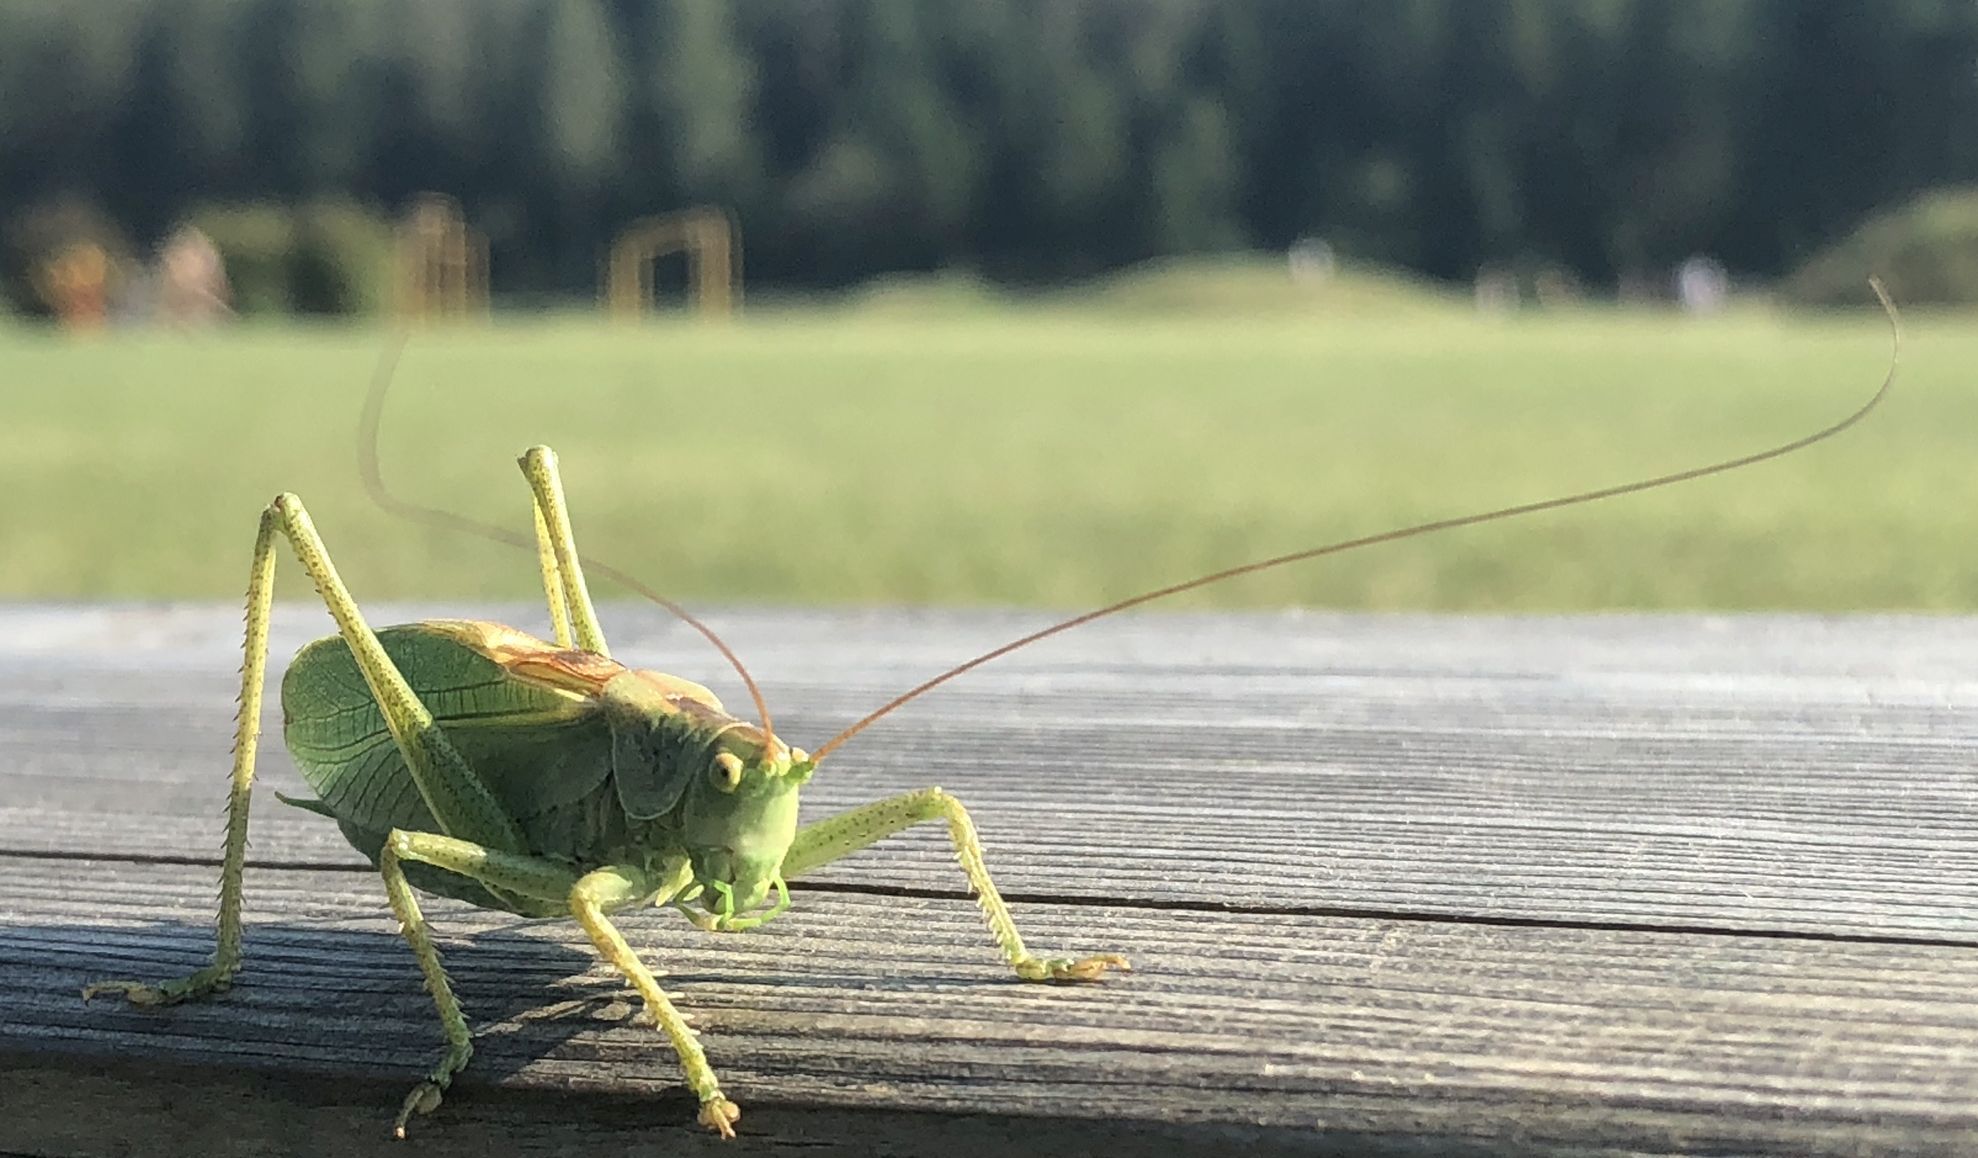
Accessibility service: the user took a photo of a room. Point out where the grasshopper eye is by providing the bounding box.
[712,751,744,793]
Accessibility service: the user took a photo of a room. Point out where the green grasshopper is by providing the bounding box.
[84,287,1899,1138]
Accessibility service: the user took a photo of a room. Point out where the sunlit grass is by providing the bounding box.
[0,299,1957,611]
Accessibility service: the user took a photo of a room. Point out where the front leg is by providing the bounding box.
[782,788,1129,982]
[567,862,739,1136]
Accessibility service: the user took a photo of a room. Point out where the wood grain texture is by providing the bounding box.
[3,605,1977,1156]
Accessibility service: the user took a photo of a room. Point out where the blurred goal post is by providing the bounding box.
[601,207,740,319]
[395,193,489,322]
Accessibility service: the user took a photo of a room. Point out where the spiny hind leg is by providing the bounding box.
[377,829,580,1137]
[83,503,283,1006]
[519,446,608,655]
[566,863,739,1136]
[85,494,529,1007]
[782,788,1130,983]
[530,498,574,647]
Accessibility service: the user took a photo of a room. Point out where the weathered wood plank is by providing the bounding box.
[6,857,1977,1157]
[5,606,1977,938]
[7,606,1978,1155]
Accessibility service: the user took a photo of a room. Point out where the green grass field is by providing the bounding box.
[0,285,1964,612]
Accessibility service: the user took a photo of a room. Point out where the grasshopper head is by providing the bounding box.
[678,728,815,928]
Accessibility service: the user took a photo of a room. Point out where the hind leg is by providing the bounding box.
[85,494,529,1001]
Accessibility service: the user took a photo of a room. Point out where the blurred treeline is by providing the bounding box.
[4,0,1977,296]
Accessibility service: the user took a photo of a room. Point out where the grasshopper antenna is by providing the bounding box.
[809,280,1903,764]
[356,334,780,747]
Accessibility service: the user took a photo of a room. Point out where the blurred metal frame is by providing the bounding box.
[601,208,739,320]
[396,193,489,322]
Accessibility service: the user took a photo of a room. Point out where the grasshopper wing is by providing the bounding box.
[281,621,615,840]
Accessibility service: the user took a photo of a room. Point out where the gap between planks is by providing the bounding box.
[5,847,1975,954]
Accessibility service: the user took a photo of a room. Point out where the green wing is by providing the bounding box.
[280,622,614,840]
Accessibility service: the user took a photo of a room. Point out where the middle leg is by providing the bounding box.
[378,830,580,1137]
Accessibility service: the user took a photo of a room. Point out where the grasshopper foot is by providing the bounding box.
[698,1095,741,1138]
[393,1081,444,1139]
[392,1043,471,1139]
[82,969,231,1007]
[1015,953,1131,983]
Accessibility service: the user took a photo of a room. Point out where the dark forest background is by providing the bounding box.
[4,0,1977,296]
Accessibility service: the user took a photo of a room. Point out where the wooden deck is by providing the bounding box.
[3,604,1976,1157]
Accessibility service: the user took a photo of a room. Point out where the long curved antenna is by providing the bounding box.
[356,335,779,747]
[809,280,1903,764]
